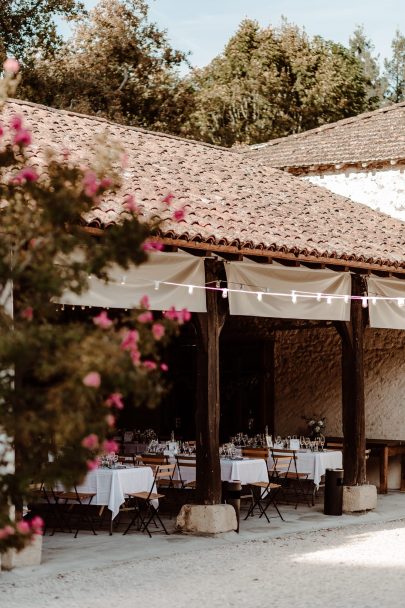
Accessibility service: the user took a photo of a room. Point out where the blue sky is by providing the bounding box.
[77,1,404,69]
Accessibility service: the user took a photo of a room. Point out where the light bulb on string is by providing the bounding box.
[344,295,349,304]
[291,291,297,304]
[398,298,405,308]
[188,285,194,295]
[120,275,126,285]
[316,293,322,303]
[326,296,332,305]
[257,292,263,302]
[371,297,377,305]
[362,297,368,308]
[222,289,228,299]
[154,281,160,291]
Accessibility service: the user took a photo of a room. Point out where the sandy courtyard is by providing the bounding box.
[2,517,405,608]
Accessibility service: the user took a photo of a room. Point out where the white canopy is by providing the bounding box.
[367,276,405,329]
[225,260,351,321]
[59,251,207,312]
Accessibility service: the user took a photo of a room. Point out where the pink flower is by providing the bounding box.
[139,295,150,309]
[138,311,153,324]
[105,414,115,428]
[83,171,99,197]
[3,58,19,74]
[172,207,186,222]
[30,516,44,535]
[106,393,124,410]
[83,372,101,388]
[81,433,99,450]
[100,177,113,189]
[162,193,175,206]
[152,323,165,340]
[13,129,32,146]
[16,521,30,534]
[93,311,113,329]
[103,439,118,453]
[142,240,164,251]
[143,360,157,371]
[120,329,139,351]
[163,307,191,324]
[0,123,4,138]
[9,115,23,130]
[86,459,99,471]
[160,363,169,372]
[21,307,33,321]
[124,195,138,213]
[17,167,38,182]
[0,525,13,540]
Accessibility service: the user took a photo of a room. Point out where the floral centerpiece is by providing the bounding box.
[303,415,326,439]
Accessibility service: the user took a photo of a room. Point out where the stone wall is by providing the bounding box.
[274,327,405,486]
[306,167,405,221]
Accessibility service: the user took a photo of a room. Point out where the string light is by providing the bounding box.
[222,288,228,299]
[326,296,332,305]
[154,281,160,291]
[291,290,297,304]
[188,285,194,295]
[398,298,405,307]
[120,275,126,285]
[344,295,349,304]
[316,293,322,302]
[371,297,377,305]
[362,297,368,308]
[257,292,263,302]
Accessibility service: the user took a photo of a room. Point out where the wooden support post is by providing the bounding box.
[258,340,275,435]
[380,446,389,494]
[194,258,227,505]
[337,275,367,486]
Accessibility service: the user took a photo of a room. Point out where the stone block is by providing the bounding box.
[176,504,237,535]
[1,534,42,571]
[343,484,377,513]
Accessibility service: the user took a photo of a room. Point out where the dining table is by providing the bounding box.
[268,449,343,488]
[70,465,155,520]
[174,457,268,486]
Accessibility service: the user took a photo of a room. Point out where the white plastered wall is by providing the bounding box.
[306,167,405,221]
[274,327,405,489]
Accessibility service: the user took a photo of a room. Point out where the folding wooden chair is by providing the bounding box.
[58,485,97,538]
[241,448,269,460]
[271,448,312,508]
[123,464,175,537]
[175,454,197,489]
[139,454,168,467]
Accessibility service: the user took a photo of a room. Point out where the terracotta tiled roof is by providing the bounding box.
[243,102,405,171]
[4,99,405,270]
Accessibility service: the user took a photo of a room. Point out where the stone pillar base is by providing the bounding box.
[1,534,42,571]
[176,504,237,535]
[343,484,377,513]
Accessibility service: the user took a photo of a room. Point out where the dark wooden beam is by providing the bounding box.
[258,340,275,436]
[194,258,228,504]
[338,275,367,485]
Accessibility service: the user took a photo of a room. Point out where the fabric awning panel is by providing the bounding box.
[367,276,405,329]
[59,251,207,312]
[225,261,351,321]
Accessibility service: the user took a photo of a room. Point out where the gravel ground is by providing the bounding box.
[2,519,405,608]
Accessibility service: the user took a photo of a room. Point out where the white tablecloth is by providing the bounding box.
[73,467,155,519]
[269,450,342,488]
[174,458,268,485]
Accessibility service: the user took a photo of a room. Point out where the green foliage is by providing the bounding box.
[383,30,405,103]
[0,0,85,64]
[349,25,385,109]
[19,0,193,133]
[184,19,369,146]
[0,67,181,552]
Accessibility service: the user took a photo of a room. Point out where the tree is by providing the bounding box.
[0,61,187,553]
[0,0,84,64]
[184,19,369,147]
[349,25,384,109]
[383,29,405,103]
[19,0,193,134]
